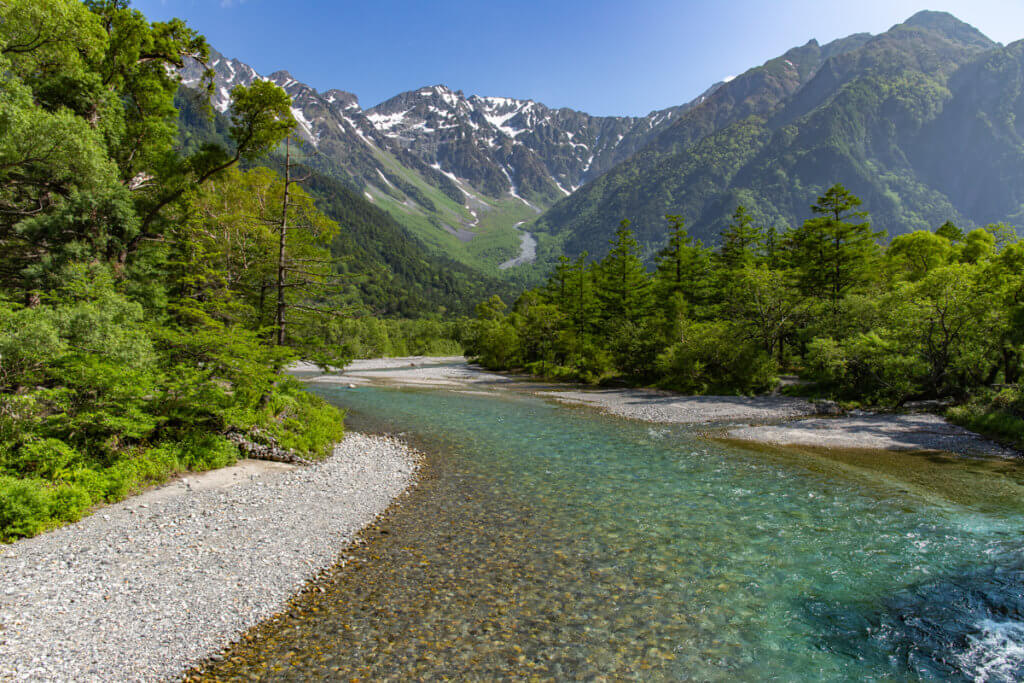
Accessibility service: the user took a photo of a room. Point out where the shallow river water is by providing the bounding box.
[193,381,1024,681]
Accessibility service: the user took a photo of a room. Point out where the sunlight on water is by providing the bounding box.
[195,384,1024,681]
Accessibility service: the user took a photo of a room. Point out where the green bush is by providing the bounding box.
[261,378,345,460]
[805,333,925,405]
[0,475,92,542]
[947,387,1024,450]
[655,321,778,395]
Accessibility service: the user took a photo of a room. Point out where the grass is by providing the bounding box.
[947,386,1024,452]
[359,145,554,276]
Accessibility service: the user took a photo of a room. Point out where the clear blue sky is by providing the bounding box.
[136,0,1024,116]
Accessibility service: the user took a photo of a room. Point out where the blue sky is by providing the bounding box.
[137,0,1024,116]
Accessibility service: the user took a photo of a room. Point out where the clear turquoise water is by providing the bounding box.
[197,383,1024,681]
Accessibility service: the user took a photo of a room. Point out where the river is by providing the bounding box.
[193,376,1024,680]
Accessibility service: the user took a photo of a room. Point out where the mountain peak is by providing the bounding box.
[898,10,995,47]
[324,89,360,110]
[268,70,297,84]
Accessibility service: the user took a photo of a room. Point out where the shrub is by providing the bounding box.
[947,387,1024,451]
[655,321,777,395]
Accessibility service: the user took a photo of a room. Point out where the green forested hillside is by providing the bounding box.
[0,0,353,540]
[175,88,517,316]
[533,12,1023,260]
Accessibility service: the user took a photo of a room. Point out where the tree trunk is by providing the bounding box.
[276,136,291,346]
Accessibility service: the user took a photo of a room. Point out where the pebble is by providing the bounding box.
[0,433,418,682]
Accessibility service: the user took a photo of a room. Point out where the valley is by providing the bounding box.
[183,10,1022,285]
[2,2,1024,680]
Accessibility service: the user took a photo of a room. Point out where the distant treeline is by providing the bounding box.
[463,185,1024,449]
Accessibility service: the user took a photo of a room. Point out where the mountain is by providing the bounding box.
[174,87,517,316]
[180,11,1023,282]
[364,85,702,203]
[179,50,713,275]
[533,11,1023,260]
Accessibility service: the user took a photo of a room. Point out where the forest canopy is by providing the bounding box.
[0,0,349,540]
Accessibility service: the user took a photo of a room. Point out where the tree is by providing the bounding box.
[565,254,599,334]
[728,266,801,360]
[653,215,692,294]
[788,184,883,318]
[718,205,762,268]
[544,255,573,307]
[178,162,347,360]
[935,220,964,243]
[595,220,653,326]
[887,230,953,282]
[0,0,296,291]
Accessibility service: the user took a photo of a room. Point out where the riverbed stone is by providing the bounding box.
[0,433,417,682]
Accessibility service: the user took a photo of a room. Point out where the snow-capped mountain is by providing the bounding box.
[363,85,695,202]
[180,49,703,210]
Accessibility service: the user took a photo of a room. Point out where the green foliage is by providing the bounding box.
[718,205,764,269]
[789,184,884,317]
[0,1,346,542]
[316,317,463,360]
[656,321,778,395]
[947,387,1024,451]
[594,221,654,325]
[466,183,1023,442]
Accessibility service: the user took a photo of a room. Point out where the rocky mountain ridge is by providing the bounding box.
[181,51,707,210]
[181,10,1023,276]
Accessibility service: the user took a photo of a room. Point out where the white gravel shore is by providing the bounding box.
[539,388,816,424]
[726,413,1018,457]
[301,356,513,389]
[0,433,417,682]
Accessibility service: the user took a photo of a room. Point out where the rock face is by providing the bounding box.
[364,85,701,203]
[178,49,700,210]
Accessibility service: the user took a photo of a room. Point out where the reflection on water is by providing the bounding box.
[191,385,1024,681]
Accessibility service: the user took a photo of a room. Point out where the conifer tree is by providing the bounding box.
[565,253,599,333]
[719,205,763,268]
[595,220,653,325]
[544,255,573,308]
[653,215,692,295]
[788,184,882,316]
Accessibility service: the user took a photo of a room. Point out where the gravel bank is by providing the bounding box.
[726,413,1018,457]
[0,433,417,682]
[539,389,816,424]
[306,356,513,389]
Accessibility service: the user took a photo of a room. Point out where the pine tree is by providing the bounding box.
[595,220,653,325]
[653,215,692,296]
[719,205,763,268]
[544,255,573,308]
[566,253,599,333]
[789,184,882,316]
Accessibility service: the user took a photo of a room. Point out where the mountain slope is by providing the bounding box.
[174,88,516,316]
[180,50,709,273]
[533,12,1020,260]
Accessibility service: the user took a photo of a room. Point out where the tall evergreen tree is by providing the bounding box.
[544,255,573,307]
[595,220,653,325]
[653,215,692,295]
[719,205,763,268]
[788,184,883,315]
